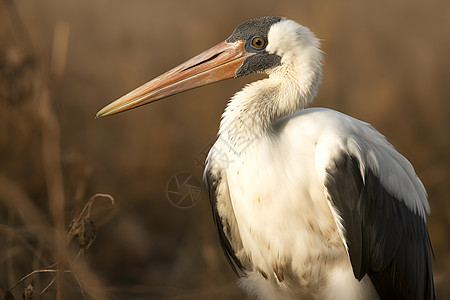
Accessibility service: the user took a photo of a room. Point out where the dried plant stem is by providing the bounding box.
[2,2,114,299]
[6,208,15,288]
[9,269,72,291]
[8,262,88,298]
[39,86,66,299]
[70,267,86,299]
[4,0,69,298]
[67,193,115,258]
[39,276,56,296]
[80,193,116,219]
[36,18,71,300]
[2,0,34,52]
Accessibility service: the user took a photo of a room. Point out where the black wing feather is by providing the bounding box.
[325,153,435,299]
[204,168,245,276]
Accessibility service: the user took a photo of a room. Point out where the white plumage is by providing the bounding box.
[97,16,435,300]
[208,108,426,299]
[206,18,433,300]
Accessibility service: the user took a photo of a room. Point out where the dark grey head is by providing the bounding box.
[227,16,284,77]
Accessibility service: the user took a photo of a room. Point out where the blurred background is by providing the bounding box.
[1,0,449,299]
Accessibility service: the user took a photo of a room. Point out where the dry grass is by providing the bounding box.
[1,1,114,298]
[1,0,449,299]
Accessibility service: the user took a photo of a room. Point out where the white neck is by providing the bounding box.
[219,52,322,148]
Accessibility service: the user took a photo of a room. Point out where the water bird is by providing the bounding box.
[97,16,435,299]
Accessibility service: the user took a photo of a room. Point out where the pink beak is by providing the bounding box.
[96,40,250,118]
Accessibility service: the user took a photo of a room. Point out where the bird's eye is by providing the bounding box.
[251,37,266,49]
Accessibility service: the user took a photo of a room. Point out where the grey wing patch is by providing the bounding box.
[204,167,245,276]
[325,153,435,299]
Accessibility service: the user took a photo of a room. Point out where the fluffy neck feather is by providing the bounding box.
[219,35,322,147]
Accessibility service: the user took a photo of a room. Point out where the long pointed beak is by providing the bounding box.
[96,40,249,118]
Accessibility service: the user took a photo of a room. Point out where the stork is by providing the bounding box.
[97,17,435,299]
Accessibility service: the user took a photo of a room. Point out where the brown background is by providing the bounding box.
[1,0,449,299]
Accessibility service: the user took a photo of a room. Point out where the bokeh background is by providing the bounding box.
[1,0,449,299]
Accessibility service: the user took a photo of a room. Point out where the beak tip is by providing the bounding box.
[95,110,105,119]
[96,104,117,118]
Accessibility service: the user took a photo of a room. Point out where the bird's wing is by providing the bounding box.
[204,165,246,277]
[317,116,435,299]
